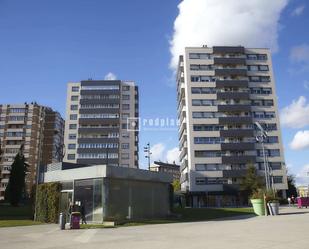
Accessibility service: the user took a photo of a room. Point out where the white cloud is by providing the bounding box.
[290,44,309,63]
[150,143,180,164]
[290,130,309,150]
[151,143,166,161]
[104,72,117,80]
[291,5,305,16]
[169,0,289,70]
[166,147,180,164]
[280,96,309,128]
[295,164,309,186]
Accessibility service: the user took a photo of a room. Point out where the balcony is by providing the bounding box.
[77,148,119,154]
[222,170,247,178]
[79,109,120,114]
[216,80,248,88]
[221,142,255,151]
[213,46,245,54]
[217,104,251,112]
[179,147,187,162]
[180,159,188,172]
[78,118,119,125]
[80,89,120,95]
[78,127,119,133]
[214,57,246,65]
[221,155,256,164]
[79,99,120,105]
[215,69,247,76]
[77,137,119,144]
[220,129,254,138]
[217,91,249,100]
[218,116,252,124]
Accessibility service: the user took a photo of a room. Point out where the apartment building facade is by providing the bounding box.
[177,46,288,207]
[0,103,64,200]
[64,80,139,168]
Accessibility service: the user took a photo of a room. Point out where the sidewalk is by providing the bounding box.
[1,206,308,249]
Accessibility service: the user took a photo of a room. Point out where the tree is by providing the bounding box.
[240,164,263,199]
[5,146,28,206]
[286,174,297,198]
[172,179,181,192]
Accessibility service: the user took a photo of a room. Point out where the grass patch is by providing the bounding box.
[80,207,254,229]
[0,220,42,228]
[173,207,254,222]
[0,204,33,220]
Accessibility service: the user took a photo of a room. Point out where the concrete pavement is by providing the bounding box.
[1,207,308,249]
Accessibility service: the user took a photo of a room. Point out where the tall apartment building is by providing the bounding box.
[177,46,288,207]
[0,103,64,200]
[64,80,139,168]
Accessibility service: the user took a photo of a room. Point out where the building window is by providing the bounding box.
[195,177,206,185]
[266,136,279,143]
[81,85,119,90]
[193,125,224,131]
[69,134,76,140]
[194,137,225,144]
[247,54,268,60]
[122,123,128,129]
[195,150,223,158]
[122,86,130,91]
[270,162,282,170]
[71,96,79,101]
[67,154,75,160]
[122,104,130,110]
[121,153,129,159]
[247,65,259,71]
[70,114,78,120]
[273,176,283,184]
[122,133,130,138]
[192,99,215,106]
[70,105,78,110]
[122,113,130,120]
[122,95,130,100]
[72,86,79,92]
[189,53,211,59]
[68,144,76,149]
[259,65,269,71]
[121,143,129,149]
[191,87,216,94]
[69,124,77,129]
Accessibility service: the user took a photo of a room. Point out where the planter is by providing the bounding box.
[251,199,265,216]
[268,202,279,215]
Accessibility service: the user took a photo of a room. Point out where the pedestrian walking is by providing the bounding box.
[80,202,87,224]
[287,197,291,207]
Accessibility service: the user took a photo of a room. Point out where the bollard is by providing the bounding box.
[59,212,65,230]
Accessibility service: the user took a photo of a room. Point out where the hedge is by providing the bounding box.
[35,182,61,223]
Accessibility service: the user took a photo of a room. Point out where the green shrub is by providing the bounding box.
[35,182,61,223]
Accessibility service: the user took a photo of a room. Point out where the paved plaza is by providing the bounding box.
[1,207,308,249]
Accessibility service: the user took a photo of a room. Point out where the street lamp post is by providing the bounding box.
[144,143,152,170]
[255,122,271,191]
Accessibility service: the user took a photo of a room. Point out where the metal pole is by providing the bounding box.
[261,140,269,190]
[144,143,151,170]
[148,150,151,170]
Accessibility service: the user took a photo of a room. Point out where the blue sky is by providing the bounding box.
[0,0,308,184]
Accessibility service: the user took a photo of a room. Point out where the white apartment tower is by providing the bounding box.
[64,80,139,168]
[177,46,288,207]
